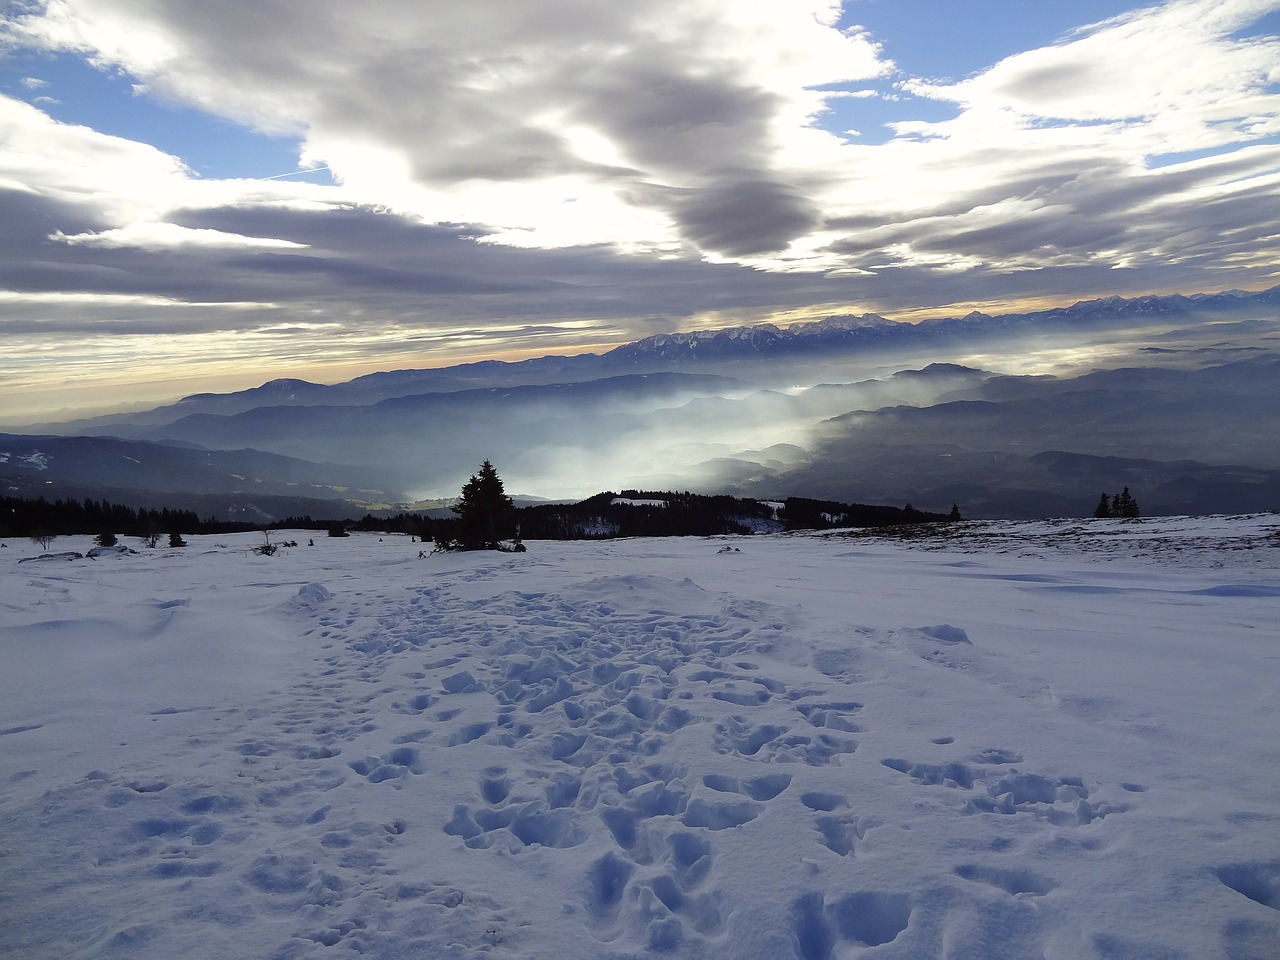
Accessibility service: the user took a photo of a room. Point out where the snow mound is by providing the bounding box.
[291,582,333,606]
[558,573,713,615]
[16,551,83,563]
[88,544,136,559]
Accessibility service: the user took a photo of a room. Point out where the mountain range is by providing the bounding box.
[4,284,1278,521]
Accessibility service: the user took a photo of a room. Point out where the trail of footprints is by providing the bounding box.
[38,567,1161,958]
[370,578,1125,955]
[338,576,890,953]
[409,581,865,951]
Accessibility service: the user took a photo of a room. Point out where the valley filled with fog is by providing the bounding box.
[4,289,1278,520]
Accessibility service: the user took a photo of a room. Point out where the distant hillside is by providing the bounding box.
[0,433,407,521]
[22,283,1279,435]
[3,284,1277,520]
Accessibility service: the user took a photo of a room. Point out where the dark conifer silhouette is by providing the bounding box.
[1094,488,1139,519]
[438,460,520,551]
[1114,486,1140,518]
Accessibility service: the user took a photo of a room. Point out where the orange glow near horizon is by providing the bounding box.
[4,279,1275,425]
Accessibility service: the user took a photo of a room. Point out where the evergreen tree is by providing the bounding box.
[442,460,519,551]
[1094,493,1112,519]
[948,502,962,521]
[1114,486,1140,518]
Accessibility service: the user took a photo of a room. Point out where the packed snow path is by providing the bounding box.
[2,518,1279,959]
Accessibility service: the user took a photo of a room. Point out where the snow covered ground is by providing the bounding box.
[2,517,1278,960]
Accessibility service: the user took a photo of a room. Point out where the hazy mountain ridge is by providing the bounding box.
[746,357,1280,516]
[757,444,1280,521]
[4,285,1278,519]
[0,433,408,519]
[603,284,1280,365]
[127,373,750,453]
[27,284,1279,436]
[98,357,1280,518]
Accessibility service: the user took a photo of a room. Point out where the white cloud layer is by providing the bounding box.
[4,0,889,255]
[54,222,308,250]
[0,0,1278,417]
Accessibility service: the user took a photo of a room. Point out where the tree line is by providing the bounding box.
[1,496,221,541]
[10,472,1151,550]
[1093,487,1140,519]
[2,486,951,547]
[432,463,955,548]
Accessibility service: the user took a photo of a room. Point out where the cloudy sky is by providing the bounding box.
[2,0,1278,421]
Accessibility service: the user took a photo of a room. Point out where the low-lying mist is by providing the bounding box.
[32,302,1280,519]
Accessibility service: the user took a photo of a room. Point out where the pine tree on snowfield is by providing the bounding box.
[1094,493,1112,518]
[447,460,518,550]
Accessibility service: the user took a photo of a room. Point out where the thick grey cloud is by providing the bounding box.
[672,179,821,257]
[825,139,1280,277]
[6,1,861,256]
[0,189,106,255]
[2,1,1279,419]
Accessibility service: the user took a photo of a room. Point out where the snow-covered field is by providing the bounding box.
[2,517,1278,960]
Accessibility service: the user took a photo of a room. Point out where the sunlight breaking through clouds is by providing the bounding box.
[0,0,1278,416]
